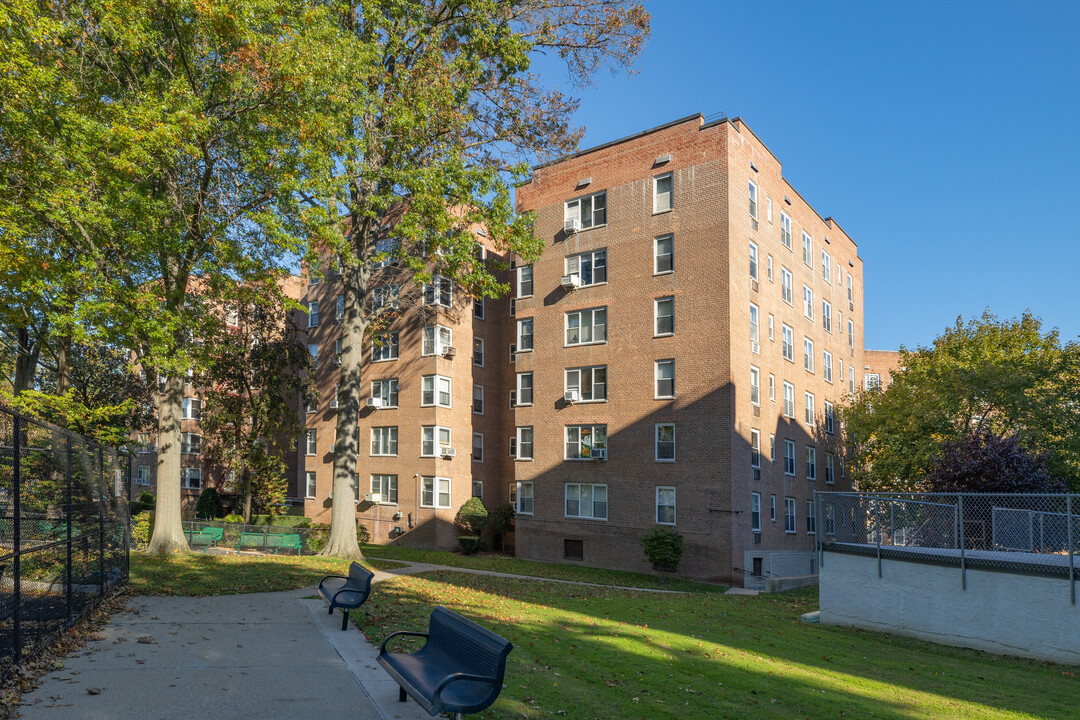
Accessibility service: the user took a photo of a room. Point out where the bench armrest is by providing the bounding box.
[379,630,429,655]
[433,672,498,697]
[319,574,348,589]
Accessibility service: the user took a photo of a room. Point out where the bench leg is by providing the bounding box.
[341,609,349,631]
[398,687,407,702]
[328,605,334,615]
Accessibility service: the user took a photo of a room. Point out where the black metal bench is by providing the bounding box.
[318,562,374,631]
[377,606,513,718]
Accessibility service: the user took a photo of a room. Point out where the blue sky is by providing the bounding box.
[530,1,1080,350]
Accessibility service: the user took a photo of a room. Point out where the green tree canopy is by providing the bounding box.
[843,311,1080,491]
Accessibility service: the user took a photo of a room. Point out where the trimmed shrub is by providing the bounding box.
[250,515,312,528]
[194,488,224,519]
[306,523,330,553]
[641,526,685,572]
[131,511,153,549]
[223,513,244,523]
[458,536,481,555]
[456,497,489,536]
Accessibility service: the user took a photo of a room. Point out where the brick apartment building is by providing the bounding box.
[132,114,869,587]
[864,349,901,390]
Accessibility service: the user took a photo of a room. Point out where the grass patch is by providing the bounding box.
[360,544,724,593]
[129,553,394,596]
[357,571,1079,720]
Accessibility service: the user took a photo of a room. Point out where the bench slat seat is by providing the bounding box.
[318,562,373,631]
[377,606,513,717]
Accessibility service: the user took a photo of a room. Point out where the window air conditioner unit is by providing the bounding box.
[591,448,606,460]
[564,218,581,234]
[442,346,456,359]
[754,532,762,545]
[329,400,339,409]
[751,341,760,355]
[366,397,382,409]
[564,389,579,404]
[441,447,457,458]
[750,279,759,293]
[364,493,381,503]
[560,274,581,291]
[752,467,761,481]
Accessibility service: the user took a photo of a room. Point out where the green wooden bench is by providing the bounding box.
[237,532,268,550]
[185,526,223,550]
[266,533,303,555]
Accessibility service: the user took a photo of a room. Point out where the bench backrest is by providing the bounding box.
[427,606,513,680]
[347,561,375,592]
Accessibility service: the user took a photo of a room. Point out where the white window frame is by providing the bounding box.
[804,337,814,373]
[517,482,534,514]
[420,426,452,457]
[822,250,832,284]
[655,359,675,399]
[806,446,817,481]
[783,382,794,419]
[748,179,758,219]
[781,267,793,305]
[565,249,607,287]
[565,424,607,461]
[825,401,835,433]
[182,397,202,420]
[750,429,760,468]
[823,350,833,383]
[308,343,319,369]
[307,301,319,328]
[656,487,676,525]
[372,378,399,408]
[565,365,606,403]
[305,429,317,456]
[423,274,453,307]
[371,474,398,504]
[751,492,761,532]
[654,298,673,337]
[750,366,760,406]
[420,476,451,509]
[749,241,758,281]
[802,231,813,268]
[370,426,398,456]
[305,471,317,499]
[768,373,775,402]
[780,212,792,249]
[807,500,817,535]
[565,483,608,520]
[655,423,675,462]
[654,235,673,275]
[822,300,832,333]
[336,295,345,323]
[421,324,453,357]
[472,385,484,415]
[513,371,533,406]
[516,426,533,460]
[472,433,484,463]
[803,285,814,320]
[516,318,534,352]
[768,314,774,341]
[473,337,484,366]
[805,392,816,426]
[181,432,202,455]
[517,265,534,298]
[421,374,452,408]
[136,465,150,486]
[770,494,777,522]
[372,332,398,362]
[566,307,608,346]
[784,439,796,476]
[181,467,202,490]
[825,452,836,484]
[654,173,673,213]
[564,191,607,230]
[785,497,797,533]
[782,324,794,362]
[474,296,485,319]
[750,303,759,347]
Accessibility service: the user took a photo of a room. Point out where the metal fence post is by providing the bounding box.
[65,438,73,623]
[958,494,967,591]
[1069,494,1075,607]
[11,415,22,661]
[817,492,824,570]
[98,447,105,599]
[875,498,882,578]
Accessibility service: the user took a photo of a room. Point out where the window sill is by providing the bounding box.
[516,348,533,354]
[372,358,398,363]
[653,333,674,339]
[563,342,608,348]
[655,459,675,464]
[515,403,534,408]
[515,458,533,462]
[655,395,675,401]
[653,270,674,277]
[420,404,453,409]
[652,208,673,216]
[516,294,534,300]
[370,455,398,458]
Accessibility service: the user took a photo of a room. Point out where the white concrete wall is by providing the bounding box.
[820,551,1080,665]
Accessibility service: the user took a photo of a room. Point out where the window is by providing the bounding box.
[473,385,484,414]
[751,493,761,532]
[807,501,817,534]
[565,365,606,402]
[847,272,854,306]
[422,324,453,356]
[822,250,832,284]
[509,436,517,456]
[655,424,675,461]
[849,366,855,394]
[372,284,398,311]
[782,382,794,419]
[136,466,150,486]
[421,375,452,408]
[784,439,796,476]
[655,359,675,398]
[374,237,400,268]
[656,487,676,525]
[802,232,813,268]
[471,480,483,499]
[803,338,814,373]
[308,343,319,369]
[516,426,533,460]
[517,482,534,514]
[823,351,833,383]
[421,426,452,457]
[516,372,533,405]
[565,483,608,520]
[748,180,758,219]
[782,324,794,362]
[780,212,792,249]
[372,332,398,361]
[181,467,202,490]
[566,249,607,286]
[565,191,606,229]
[473,338,484,366]
[474,296,485,319]
[565,425,607,460]
[825,401,835,433]
[767,255,774,282]
[781,267,793,305]
[508,483,517,507]
[785,497,796,533]
[768,314,774,341]
[420,476,451,508]
[336,295,345,323]
[803,285,814,320]
[767,196,773,222]
[848,319,855,351]
[517,318,534,351]
[371,474,398,504]
[423,274,452,307]
[182,397,202,420]
[769,373,775,402]
[305,471,316,499]
[654,235,673,274]
[472,433,484,462]
[805,392,816,427]
[181,432,202,455]
[509,297,516,316]
[750,304,759,347]
[806,446,817,481]
[865,373,881,391]
[136,433,153,453]
[517,265,534,297]
[305,429,317,456]
[769,433,775,461]
[749,242,758,281]
[654,173,673,213]
[750,429,760,468]
[508,343,516,364]
[371,379,398,408]
[307,301,319,328]
[567,307,607,345]
[371,427,398,456]
[654,298,673,336]
[770,494,777,522]
[822,300,832,333]
[750,366,760,406]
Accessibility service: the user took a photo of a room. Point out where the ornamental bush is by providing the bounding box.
[456,497,489,536]
[458,536,481,555]
[194,487,224,519]
[641,526,684,571]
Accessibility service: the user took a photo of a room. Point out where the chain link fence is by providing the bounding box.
[817,492,1079,602]
[0,405,130,680]
[176,520,330,555]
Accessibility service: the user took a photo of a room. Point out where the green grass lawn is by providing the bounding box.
[129,554,405,595]
[360,543,725,593]
[357,571,1079,720]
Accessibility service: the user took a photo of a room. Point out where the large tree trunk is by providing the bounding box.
[13,325,41,395]
[242,465,252,524]
[146,373,190,553]
[55,334,71,396]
